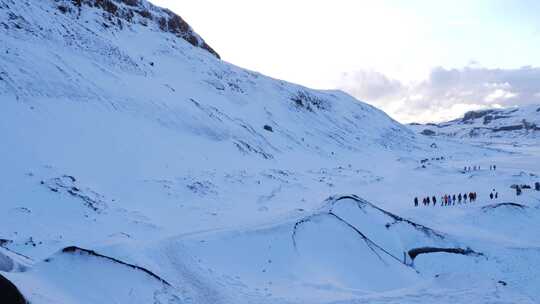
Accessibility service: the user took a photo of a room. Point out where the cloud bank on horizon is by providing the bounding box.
[339,66,540,123]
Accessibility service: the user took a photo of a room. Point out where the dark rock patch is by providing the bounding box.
[0,274,27,304]
[420,129,436,136]
[61,246,170,286]
[67,0,219,58]
[0,239,12,247]
[462,110,494,122]
[408,247,482,260]
[482,202,527,211]
[492,125,523,132]
[290,90,329,112]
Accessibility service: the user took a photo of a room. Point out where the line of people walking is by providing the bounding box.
[414,192,478,207]
[463,164,497,171]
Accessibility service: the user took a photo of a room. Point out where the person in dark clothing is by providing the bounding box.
[495,192,498,199]
[516,186,522,196]
[414,197,418,207]
[494,165,497,170]
[463,193,467,202]
[432,196,437,206]
[458,193,462,203]
[469,192,473,201]
[490,192,494,200]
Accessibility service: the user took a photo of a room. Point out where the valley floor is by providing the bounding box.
[1,103,540,304]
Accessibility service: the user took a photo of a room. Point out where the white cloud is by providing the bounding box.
[484,89,517,102]
[338,66,540,123]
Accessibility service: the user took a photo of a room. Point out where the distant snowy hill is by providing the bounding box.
[2,1,540,304]
[409,105,540,140]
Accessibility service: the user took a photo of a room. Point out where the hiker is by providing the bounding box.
[414,197,418,207]
[490,192,494,200]
[458,193,462,203]
[444,195,448,206]
[516,186,522,196]
[469,192,474,201]
[463,193,467,202]
[494,165,496,170]
[495,192,498,199]
[432,196,437,206]
[426,196,431,205]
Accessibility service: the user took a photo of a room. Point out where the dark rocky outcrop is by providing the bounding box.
[492,124,524,132]
[420,129,436,136]
[61,246,171,286]
[408,247,482,260]
[65,0,220,58]
[462,110,494,122]
[0,274,27,304]
[291,90,329,112]
[482,202,527,211]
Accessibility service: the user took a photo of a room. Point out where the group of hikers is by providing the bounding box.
[414,192,478,207]
[414,189,501,207]
[463,165,497,171]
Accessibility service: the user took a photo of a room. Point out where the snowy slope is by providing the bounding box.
[409,105,540,140]
[2,1,540,303]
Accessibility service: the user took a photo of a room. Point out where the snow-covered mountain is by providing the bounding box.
[409,105,540,140]
[2,1,540,303]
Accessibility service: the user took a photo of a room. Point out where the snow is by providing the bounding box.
[409,104,540,141]
[1,0,540,303]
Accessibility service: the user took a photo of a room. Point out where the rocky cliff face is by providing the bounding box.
[1,0,219,58]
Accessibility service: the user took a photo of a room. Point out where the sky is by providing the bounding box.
[151,0,540,123]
